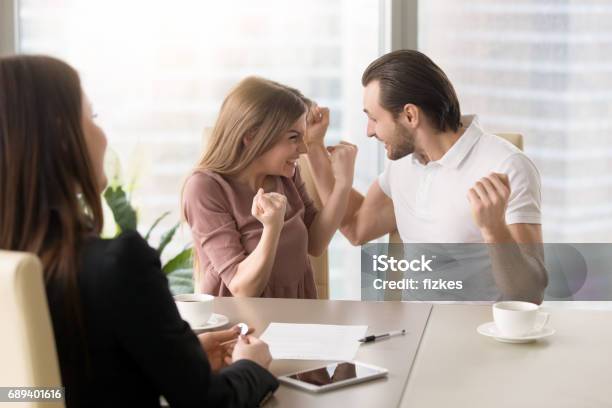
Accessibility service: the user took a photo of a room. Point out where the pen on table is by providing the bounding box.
[220,338,239,347]
[358,329,407,343]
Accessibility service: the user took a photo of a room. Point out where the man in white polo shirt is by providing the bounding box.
[305,50,547,303]
[378,113,541,244]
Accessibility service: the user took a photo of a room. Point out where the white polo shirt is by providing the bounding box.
[378,115,542,244]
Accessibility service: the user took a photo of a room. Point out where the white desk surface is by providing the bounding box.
[400,304,612,408]
[213,297,432,408]
[211,298,612,408]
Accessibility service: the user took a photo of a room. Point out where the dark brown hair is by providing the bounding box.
[362,49,462,132]
[0,55,103,323]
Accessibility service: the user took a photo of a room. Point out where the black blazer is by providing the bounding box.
[45,231,278,407]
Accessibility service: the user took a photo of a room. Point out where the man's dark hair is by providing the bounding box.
[362,49,462,133]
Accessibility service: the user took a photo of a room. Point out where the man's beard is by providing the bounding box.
[386,122,415,160]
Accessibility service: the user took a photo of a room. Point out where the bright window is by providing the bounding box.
[420,0,612,242]
[17,0,382,298]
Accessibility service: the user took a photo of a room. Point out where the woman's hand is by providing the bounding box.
[327,141,358,189]
[305,103,330,147]
[232,335,273,370]
[197,325,241,372]
[251,189,287,229]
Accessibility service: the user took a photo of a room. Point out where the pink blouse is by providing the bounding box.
[182,167,319,299]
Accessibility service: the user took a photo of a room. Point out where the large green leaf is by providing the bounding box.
[162,248,193,275]
[144,211,170,241]
[168,268,194,295]
[103,185,137,233]
[158,222,180,255]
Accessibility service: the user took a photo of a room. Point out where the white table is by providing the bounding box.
[210,298,612,407]
[401,304,612,408]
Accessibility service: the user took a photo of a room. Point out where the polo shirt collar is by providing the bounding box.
[435,114,482,169]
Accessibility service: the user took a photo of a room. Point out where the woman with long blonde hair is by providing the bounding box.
[183,77,357,298]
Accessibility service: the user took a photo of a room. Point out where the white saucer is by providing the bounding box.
[190,313,230,333]
[477,321,555,343]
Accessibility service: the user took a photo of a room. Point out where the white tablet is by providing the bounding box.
[279,361,388,393]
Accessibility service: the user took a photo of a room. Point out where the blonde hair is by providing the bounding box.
[196,76,310,175]
[186,77,310,291]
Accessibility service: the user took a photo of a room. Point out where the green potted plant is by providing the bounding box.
[102,150,194,294]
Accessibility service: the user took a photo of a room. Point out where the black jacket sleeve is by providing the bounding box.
[104,231,278,407]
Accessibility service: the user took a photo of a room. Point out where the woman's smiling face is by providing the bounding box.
[255,113,308,179]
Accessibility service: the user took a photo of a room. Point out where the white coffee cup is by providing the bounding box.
[174,294,214,327]
[493,301,549,337]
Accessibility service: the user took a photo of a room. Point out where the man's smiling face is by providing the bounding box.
[363,80,416,160]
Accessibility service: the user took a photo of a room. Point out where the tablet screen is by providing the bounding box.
[287,362,380,386]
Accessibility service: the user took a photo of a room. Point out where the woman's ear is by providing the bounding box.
[242,128,258,146]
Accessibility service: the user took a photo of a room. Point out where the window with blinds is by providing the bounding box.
[420,0,612,242]
[18,0,381,298]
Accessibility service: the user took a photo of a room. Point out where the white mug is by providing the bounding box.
[493,301,549,337]
[174,294,214,327]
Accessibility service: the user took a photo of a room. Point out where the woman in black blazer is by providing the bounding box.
[0,55,278,407]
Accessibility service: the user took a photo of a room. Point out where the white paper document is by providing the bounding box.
[260,323,368,361]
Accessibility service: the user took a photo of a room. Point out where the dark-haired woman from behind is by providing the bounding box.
[0,55,277,407]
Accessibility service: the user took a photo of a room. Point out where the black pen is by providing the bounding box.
[359,329,407,343]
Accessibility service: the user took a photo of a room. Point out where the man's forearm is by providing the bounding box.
[484,225,547,303]
[306,143,363,227]
[308,181,351,256]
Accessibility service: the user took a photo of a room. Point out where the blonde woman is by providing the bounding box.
[183,77,357,298]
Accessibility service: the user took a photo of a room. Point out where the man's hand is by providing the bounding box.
[327,142,358,188]
[305,103,330,146]
[467,172,512,242]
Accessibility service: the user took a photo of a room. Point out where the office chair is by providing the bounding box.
[0,250,64,408]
